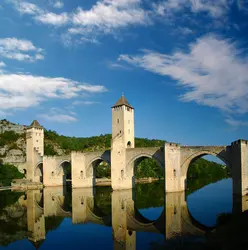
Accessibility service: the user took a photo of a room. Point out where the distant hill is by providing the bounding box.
[0,119,166,164]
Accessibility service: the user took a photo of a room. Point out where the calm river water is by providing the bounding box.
[0,178,246,250]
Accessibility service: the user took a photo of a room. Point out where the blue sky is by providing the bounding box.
[0,0,248,146]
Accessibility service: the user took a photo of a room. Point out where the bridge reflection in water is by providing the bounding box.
[18,186,248,250]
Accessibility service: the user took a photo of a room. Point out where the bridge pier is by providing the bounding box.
[72,188,94,224]
[230,140,248,196]
[165,192,185,239]
[112,190,136,250]
[165,143,185,193]
[26,190,46,244]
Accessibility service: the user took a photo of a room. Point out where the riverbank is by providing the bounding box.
[95,177,163,186]
[0,177,163,191]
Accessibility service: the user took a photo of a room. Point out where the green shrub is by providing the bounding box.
[0,164,24,187]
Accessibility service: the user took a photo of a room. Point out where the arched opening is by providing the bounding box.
[87,159,111,186]
[131,156,164,222]
[58,161,72,186]
[127,141,132,148]
[186,154,232,227]
[34,163,43,183]
[133,156,164,185]
[23,169,27,178]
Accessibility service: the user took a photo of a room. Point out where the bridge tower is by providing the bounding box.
[26,120,44,182]
[27,190,46,247]
[111,95,135,190]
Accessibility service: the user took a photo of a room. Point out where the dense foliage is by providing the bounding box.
[95,162,111,178]
[0,131,23,147]
[0,131,24,155]
[94,182,165,215]
[134,158,163,179]
[187,158,230,193]
[44,130,165,154]
[0,164,25,186]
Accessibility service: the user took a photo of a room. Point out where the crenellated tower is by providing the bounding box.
[111,95,135,190]
[26,120,44,181]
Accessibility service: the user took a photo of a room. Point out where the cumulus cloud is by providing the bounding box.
[119,34,248,124]
[72,0,148,31]
[0,38,44,62]
[9,0,69,26]
[0,73,107,112]
[14,1,42,15]
[35,12,69,26]
[8,0,149,40]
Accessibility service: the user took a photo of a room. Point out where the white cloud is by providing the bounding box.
[72,0,148,34]
[175,27,194,35]
[0,38,44,62]
[72,100,99,105]
[38,107,77,123]
[15,1,42,15]
[225,117,248,127]
[35,12,69,26]
[119,34,248,123]
[9,0,69,26]
[0,73,107,112]
[0,61,6,67]
[153,0,231,18]
[39,113,77,123]
[108,62,131,70]
[53,1,64,9]
[9,0,149,33]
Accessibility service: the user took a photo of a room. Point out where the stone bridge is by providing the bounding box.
[20,95,248,196]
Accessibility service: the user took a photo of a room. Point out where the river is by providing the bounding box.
[0,178,245,250]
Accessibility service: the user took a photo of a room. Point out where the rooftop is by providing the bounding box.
[112,95,133,109]
[28,120,43,129]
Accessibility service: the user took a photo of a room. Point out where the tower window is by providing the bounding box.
[36,140,38,142]
[128,129,130,134]
[127,141,131,147]
[128,120,130,124]
[117,119,119,123]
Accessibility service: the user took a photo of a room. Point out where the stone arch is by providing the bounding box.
[34,162,43,183]
[127,141,132,148]
[181,150,231,177]
[56,160,71,176]
[53,195,72,216]
[86,157,111,178]
[86,199,112,226]
[127,206,165,234]
[126,153,164,181]
[181,204,215,236]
